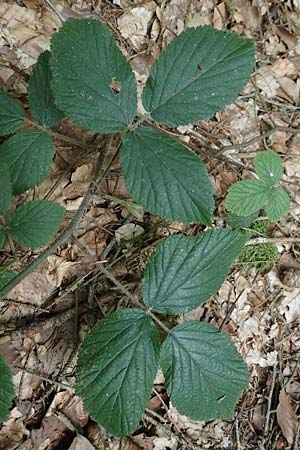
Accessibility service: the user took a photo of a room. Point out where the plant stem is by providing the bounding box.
[246,236,300,246]
[98,265,170,335]
[44,0,66,22]
[25,118,87,148]
[0,136,113,301]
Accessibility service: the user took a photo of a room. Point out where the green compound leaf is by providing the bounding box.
[50,18,137,133]
[142,230,246,314]
[121,127,214,225]
[0,355,15,422]
[160,322,249,420]
[7,200,65,248]
[28,50,64,127]
[0,130,54,195]
[142,26,255,126]
[76,309,160,437]
[254,150,283,186]
[0,163,12,214]
[0,87,25,135]
[266,187,290,222]
[225,179,269,217]
[0,270,17,291]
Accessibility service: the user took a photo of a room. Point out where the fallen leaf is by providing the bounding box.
[276,389,298,445]
[68,435,96,450]
[212,2,226,30]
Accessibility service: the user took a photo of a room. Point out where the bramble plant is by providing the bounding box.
[0,18,290,437]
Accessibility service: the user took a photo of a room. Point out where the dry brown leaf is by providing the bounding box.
[212,2,226,30]
[276,26,297,50]
[277,77,300,104]
[68,435,96,450]
[59,394,89,429]
[276,389,298,445]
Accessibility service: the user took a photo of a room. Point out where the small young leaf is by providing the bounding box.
[225,179,269,217]
[76,309,160,437]
[7,200,65,248]
[266,187,290,222]
[0,355,15,422]
[50,18,137,133]
[0,130,54,194]
[142,230,246,314]
[254,150,283,186]
[121,127,214,225]
[160,322,249,420]
[142,26,255,126]
[0,269,16,290]
[28,50,64,127]
[0,87,25,135]
[0,163,12,214]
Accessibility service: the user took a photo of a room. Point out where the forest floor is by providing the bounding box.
[0,1,300,449]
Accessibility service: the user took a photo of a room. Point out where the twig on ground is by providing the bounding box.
[25,118,87,149]
[16,366,73,389]
[259,364,277,450]
[0,136,113,301]
[246,236,300,246]
[98,265,171,335]
[44,0,66,23]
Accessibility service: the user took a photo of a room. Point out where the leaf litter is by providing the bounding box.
[0,1,300,449]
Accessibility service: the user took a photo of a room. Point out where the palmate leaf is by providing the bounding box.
[0,355,14,422]
[0,87,25,135]
[254,150,283,186]
[266,187,290,222]
[28,50,64,127]
[0,163,12,214]
[121,127,214,225]
[142,26,255,126]
[160,322,249,420]
[142,230,246,314]
[50,18,137,133]
[76,309,160,437]
[225,179,269,217]
[0,130,54,195]
[7,200,65,248]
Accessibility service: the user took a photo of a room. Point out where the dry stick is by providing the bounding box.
[246,236,300,246]
[215,126,300,155]
[44,0,66,23]
[16,366,73,389]
[25,118,87,149]
[0,137,112,301]
[98,265,171,335]
[260,364,277,450]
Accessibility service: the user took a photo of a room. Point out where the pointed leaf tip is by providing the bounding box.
[0,87,25,135]
[142,25,255,126]
[28,50,64,127]
[161,322,249,420]
[142,229,246,314]
[76,309,160,437]
[7,200,65,248]
[121,127,214,225]
[50,18,137,133]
